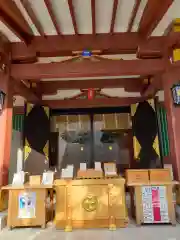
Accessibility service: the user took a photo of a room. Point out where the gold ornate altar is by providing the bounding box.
[54,178,128,231]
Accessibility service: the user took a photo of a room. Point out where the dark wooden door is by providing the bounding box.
[49,132,59,167]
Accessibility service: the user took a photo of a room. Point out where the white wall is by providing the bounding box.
[9,130,23,184]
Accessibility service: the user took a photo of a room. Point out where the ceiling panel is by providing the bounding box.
[73,0,92,34]
[96,0,114,33]
[114,0,136,32]
[29,0,57,35]
[42,89,81,100]
[101,88,141,97]
[51,0,74,34]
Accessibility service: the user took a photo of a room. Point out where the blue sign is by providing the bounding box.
[82,50,92,57]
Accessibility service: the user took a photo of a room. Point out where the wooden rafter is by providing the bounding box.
[110,0,118,34]
[20,0,44,37]
[91,0,96,35]
[142,75,162,97]
[0,0,33,43]
[42,97,146,109]
[12,80,40,102]
[128,0,141,32]
[11,59,166,80]
[11,32,180,61]
[11,33,141,60]
[39,78,144,95]
[68,0,78,34]
[138,0,173,37]
[44,0,61,35]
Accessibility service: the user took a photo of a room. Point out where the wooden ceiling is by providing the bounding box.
[0,0,179,107]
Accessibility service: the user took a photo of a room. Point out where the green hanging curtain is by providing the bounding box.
[156,104,170,157]
[12,114,24,132]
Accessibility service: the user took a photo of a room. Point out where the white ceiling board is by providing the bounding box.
[51,0,75,34]
[13,96,26,106]
[152,0,180,36]
[40,75,140,81]
[42,89,81,100]
[0,21,21,42]
[101,88,141,97]
[28,0,57,35]
[96,0,114,33]
[37,56,75,63]
[73,0,92,34]
[101,54,137,60]
[131,0,148,32]
[114,0,136,32]
[14,0,40,36]
[156,90,164,102]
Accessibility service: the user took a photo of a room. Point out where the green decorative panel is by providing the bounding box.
[13,114,24,132]
[156,104,170,157]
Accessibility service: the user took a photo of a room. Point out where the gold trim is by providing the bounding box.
[26,103,33,116]
[147,99,155,111]
[82,195,98,212]
[131,103,138,117]
[24,139,31,161]
[43,141,49,160]
[133,136,141,160]
[153,136,160,157]
[173,49,180,62]
[43,106,49,117]
[109,224,116,231]
[173,19,180,61]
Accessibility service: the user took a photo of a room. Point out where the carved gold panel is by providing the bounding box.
[70,185,109,221]
[55,186,66,221]
[109,185,126,219]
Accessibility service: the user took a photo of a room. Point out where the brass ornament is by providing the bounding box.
[82,195,98,212]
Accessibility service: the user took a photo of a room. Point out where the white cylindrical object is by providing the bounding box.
[16,147,23,173]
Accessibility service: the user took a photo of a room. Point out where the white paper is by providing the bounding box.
[18,192,36,219]
[141,186,169,223]
[80,163,87,171]
[12,171,25,185]
[95,162,101,170]
[42,172,54,185]
[61,168,73,179]
[104,164,116,176]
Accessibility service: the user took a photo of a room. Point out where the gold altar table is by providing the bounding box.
[54,178,128,231]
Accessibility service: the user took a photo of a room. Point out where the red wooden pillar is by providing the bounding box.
[163,67,180,180]
[0,44,13,185]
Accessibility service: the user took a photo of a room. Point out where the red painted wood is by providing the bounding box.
[39,78,144,94]
[42,97,148,109]
[138,0,173,36]
[68,0,78,34]
[163,67,180,180]
[11,59,166,80]
[110,0,118,34]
